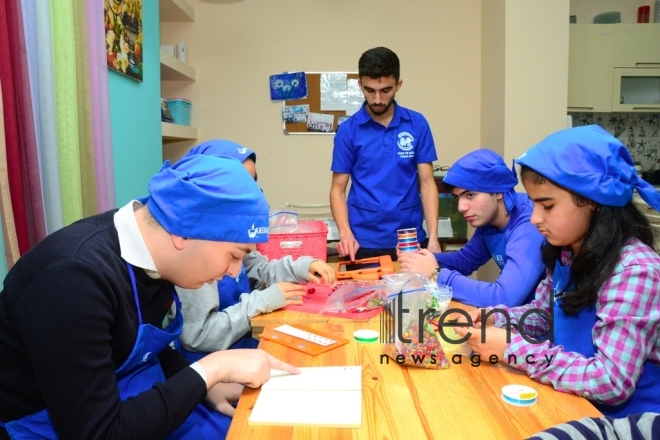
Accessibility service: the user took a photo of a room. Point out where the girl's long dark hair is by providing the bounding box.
[521,166,656,316]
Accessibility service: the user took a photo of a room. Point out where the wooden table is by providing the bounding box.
[228,320,602,439]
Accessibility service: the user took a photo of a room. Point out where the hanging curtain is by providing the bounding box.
[0,80,20,274]
[87,0,116,213]
[49,0,84,225]
[0,0,115,265]
[24,0,64,235]
[0,0,36,254]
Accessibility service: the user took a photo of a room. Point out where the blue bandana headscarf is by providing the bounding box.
[443,148,519,212]
[186,139,256,164]
[146,155,269,243]
[516,125,660,212]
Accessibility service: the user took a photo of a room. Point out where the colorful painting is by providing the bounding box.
[269,72,307,101]
[104,0,143,81]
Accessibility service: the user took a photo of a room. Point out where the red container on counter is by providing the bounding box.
[638,5,650,23]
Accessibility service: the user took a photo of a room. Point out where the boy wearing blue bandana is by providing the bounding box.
[330,47,441,261]
[398,149,546,307]
[174,140,335,357]
[0,155,299,439]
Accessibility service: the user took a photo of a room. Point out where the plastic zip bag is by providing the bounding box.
[381,273,449,369]
[319,282,386,314]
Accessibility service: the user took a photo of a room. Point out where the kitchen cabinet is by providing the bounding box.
[612,67,660,112]
[614,25,660,67]
[159,0,197,144]
[567,24,615,113]
[568,24,660,113]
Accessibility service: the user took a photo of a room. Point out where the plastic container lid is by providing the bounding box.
[353,329,379,344]
[501,385,538,406]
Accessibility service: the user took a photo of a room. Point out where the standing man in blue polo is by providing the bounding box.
[330,47,440,261]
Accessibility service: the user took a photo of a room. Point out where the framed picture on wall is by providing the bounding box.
[104,0,143,82]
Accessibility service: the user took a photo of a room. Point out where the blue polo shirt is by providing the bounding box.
[331,102,437,249]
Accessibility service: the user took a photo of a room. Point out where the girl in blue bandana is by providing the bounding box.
[455,125,660,417]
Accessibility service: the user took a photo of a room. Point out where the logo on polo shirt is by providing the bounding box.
[248,224,268,239]
[397,132,414,151]
[237,147,248,155]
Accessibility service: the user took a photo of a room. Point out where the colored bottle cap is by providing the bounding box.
[353,329,379,343]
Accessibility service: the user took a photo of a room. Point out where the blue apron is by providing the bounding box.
[482,232,507,271]
[1,264,231,439]
[552,261,660,417]
[175,264,257,364]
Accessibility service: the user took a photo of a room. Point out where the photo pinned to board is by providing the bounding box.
[306,112,334,133]
[269,71,308,101]
[337,115,350,126]
[282,104,310,123]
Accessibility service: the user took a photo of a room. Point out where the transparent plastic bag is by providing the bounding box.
[381,273,449,369]
[268,209,298,228]
[319,282,386,314]
[426,283,452,319]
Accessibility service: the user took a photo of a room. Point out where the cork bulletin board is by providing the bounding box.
[283,72,359,135]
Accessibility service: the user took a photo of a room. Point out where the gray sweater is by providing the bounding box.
[175,252,314,352]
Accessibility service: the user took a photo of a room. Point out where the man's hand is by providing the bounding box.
[426,238,442,253]
[337,236,360,262]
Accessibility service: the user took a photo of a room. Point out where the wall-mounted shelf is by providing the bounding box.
[162,122,198,142]
[160,50,196,81]
[160,0,195,22]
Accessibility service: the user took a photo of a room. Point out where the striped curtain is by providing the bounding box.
[0,0,115,280]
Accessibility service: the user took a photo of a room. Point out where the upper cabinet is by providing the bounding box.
[614,25,660,67]
[568,24,660,113]
[568,25,615,112]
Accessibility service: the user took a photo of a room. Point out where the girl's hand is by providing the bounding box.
[454,308,496,329]
[453,325,508,361]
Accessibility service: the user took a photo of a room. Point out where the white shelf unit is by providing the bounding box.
[160,50,196,81]
[159,0,197,144]
[162,122,198,143]
[160,0,194,22]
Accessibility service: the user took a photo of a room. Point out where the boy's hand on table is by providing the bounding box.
[308,260,336,284]
[206,382,243,417]
[397,249,438,277]
[199,349,300,389]
[275,282,306,305]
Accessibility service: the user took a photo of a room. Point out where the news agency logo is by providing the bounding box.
[379,290,556,368]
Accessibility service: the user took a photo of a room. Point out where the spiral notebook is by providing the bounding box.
[248,366,362,428]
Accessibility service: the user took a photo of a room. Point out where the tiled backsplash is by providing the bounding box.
[570,113,660,171]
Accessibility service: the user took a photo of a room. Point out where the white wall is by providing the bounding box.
[161,0,482,213]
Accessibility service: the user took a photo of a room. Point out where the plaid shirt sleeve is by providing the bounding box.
[502,245,660,406]
[491,267,553,336]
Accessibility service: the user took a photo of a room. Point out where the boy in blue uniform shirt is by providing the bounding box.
[330,47,440,261]
[398,149,545,307]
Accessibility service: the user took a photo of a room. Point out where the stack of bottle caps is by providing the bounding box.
[397,228,418,253]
